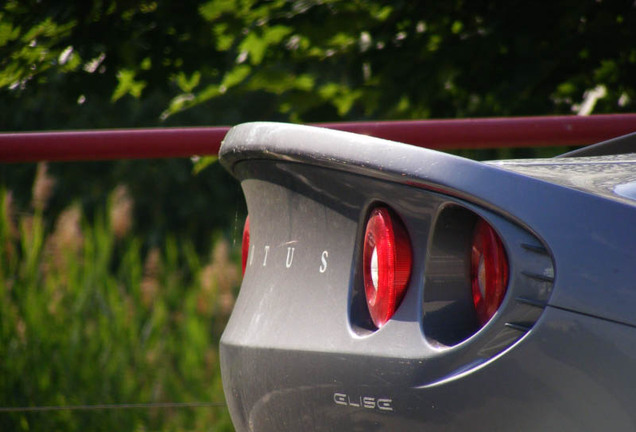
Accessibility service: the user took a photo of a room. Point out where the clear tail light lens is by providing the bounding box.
[471,218,508,327]
[363,207,412,328]
[241,216,250,275]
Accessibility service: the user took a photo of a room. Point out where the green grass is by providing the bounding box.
[0,173,239,431]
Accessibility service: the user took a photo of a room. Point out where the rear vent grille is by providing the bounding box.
[423,204,555,360]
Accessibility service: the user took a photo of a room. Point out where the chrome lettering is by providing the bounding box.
[263,245,270,266]
[319,250,328,273]
[334,393,347,406]
[286,247,295,268]
[347,395,361,407]
[333,393,394,412]
[362,397,376,409]
[377,399,393,411]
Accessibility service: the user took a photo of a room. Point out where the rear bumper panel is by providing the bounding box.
[222,306,636,431]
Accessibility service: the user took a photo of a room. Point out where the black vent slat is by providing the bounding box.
[504,322,532,332]
[522,271,554,283]
[515,296,547,309]
[521,243,549,255]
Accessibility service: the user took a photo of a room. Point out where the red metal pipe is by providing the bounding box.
[321,114,636,149]
[0,127,229,163]
[1,114,635,162]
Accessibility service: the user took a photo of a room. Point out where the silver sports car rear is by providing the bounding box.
[219,122,636,431]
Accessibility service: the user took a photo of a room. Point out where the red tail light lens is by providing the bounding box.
[471,219,508,327]
[363,207,412,328]
[241,216,250,275]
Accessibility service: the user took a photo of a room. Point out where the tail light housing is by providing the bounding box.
[241,216,250,275]
[363,207,412,328]
[471,218,508,326]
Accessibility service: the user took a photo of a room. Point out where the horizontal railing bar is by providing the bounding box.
[1,114,635,162]
[0,127,229,163]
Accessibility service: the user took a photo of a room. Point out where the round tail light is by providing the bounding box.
[471,218,508,327]
[363,207,412,328]
[241,216,250,275]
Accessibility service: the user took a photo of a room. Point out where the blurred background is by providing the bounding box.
[1,0,635,430]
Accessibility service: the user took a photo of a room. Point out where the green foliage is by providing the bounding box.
[193,156,219,175]
[170,0,636,122]
[2,0,635,132]
[0,177,238,431]
[112,69,147,101]
[0,158,244,257]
